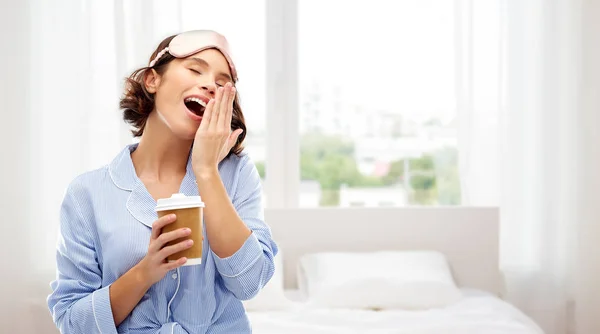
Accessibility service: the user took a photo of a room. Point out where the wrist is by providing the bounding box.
[131,264,153,289]
[194,167,219,182]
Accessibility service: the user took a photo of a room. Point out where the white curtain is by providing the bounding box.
[1,1,35,332]
[458,0,600,333]
[1,0,189,332]
[3,1,136,332]
[1,1,265,333]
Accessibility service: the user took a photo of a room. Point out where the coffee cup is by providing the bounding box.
[155,193,205,265]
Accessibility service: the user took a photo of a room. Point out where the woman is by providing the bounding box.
[47,30,278,334]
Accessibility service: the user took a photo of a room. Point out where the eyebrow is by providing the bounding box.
[188,57,233,82]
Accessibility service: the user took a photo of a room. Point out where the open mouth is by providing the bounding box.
[184,97,207,117]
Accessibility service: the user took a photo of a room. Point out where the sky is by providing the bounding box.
[298,0,456,123]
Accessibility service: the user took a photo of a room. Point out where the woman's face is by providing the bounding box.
[145,48,234,140]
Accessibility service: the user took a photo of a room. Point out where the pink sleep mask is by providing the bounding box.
[149,30,238,82]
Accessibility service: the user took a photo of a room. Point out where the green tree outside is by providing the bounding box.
[255,132,461,206]
[255,161,265,179]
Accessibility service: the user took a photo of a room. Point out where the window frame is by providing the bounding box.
[264,0,300,208]
[264,0,475,208]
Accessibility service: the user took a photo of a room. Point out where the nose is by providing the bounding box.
[200,80,217,97]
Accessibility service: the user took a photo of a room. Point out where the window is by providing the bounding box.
[297,0,460,207]
[121,0,498,209]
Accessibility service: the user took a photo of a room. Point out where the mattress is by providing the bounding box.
[247,289,544,334]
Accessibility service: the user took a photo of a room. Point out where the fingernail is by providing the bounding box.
[170,214,177,220]
[187,240,194,246]
[185,228,191,233]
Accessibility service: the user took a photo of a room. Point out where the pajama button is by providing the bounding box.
[172,273,178,279]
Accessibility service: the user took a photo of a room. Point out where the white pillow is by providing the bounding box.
[297,251,462,310]
[242,250,294,311]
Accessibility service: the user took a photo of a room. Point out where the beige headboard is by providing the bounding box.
[264,207,503,296]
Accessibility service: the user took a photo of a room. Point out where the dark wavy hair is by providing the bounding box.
[119,34,246,156]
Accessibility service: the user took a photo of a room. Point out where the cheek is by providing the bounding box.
[154,84,183,116]
[156,84,181,106]
[152,74,199,137]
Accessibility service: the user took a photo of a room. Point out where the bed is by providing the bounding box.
[248,288,542,334]
[244,207,544,334]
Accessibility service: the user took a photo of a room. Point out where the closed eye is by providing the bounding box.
[189,68,201,74]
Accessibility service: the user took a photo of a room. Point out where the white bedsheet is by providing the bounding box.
[247,289,544,334]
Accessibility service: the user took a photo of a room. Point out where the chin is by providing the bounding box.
[181,123,200,140]
[177,127,198,140]
[166,120,198,141]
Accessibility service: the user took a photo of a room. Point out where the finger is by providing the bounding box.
[218,83,233,129]
[223,85,235,130]
[150,214,177,240]
[210,87,224,131]
[151,227,191,253]
[163,257,187,271]
[214,85,229,131]
[198,99,215,131]
[228,129,243,149]
[158,239,194,259]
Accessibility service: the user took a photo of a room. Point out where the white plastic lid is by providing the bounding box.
[155,193,205,211]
